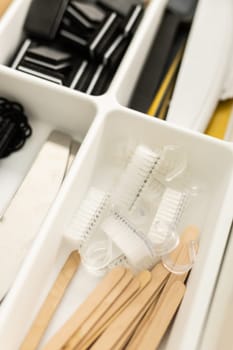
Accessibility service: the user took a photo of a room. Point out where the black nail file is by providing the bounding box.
[61,16,93,43]
[103,34,130,66]
[97,0,143,17]
[129,0,198,113]
[11,39,32,69]
[69,60,89,89]
[11,41,76,85]
[18,61,65,85]
[59,28,89,51]
[91,66,113,95]
[63,8,94,36]
[23,56,71,71]
[71,61,98,92]
[69,1,106,26]
[26,45,72,70]
[11,0,145,96]
[89,12,122,59]
[24,0,69,40]
[121,4,144,37]
[62,2,105,38]
[85,64,111,95]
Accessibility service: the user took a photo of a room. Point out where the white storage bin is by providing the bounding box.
[0,1,233,349]
[166,0,233,132]
[199,225,233,350]
[0,0,168,106]
[0,66,97,217]
[0,109,233,349]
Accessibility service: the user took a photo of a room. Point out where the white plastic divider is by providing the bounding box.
[199,224,233,350]
[0,0,32,63]
[0,64,97,221]
[0,0,168,104]
[0,108,233,350]
[0,0,170,212]
[0,66,97,135]
[3,0,231,134]
[0,1,233,350]
[0,110,107,350]
[166,0,233,132]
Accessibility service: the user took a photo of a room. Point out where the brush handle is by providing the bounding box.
[20,251,80,350]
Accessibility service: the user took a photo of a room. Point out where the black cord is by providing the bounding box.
[0,97,32,158]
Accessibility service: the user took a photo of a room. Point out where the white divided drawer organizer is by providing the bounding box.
[0,0,233,350]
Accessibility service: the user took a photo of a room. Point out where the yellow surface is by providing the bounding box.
[205,100,233,139]
[0,0,12,17]
[147,46,184,117]
[157,79,176,120]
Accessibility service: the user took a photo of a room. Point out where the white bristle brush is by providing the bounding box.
[20,187,110,350]
[112,145,164,212]
[99,189,188,273]
[66,187,110,248]
[148,188,188,255]
[102,210,157,272]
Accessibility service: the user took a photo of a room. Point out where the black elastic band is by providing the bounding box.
[0,98,32,158]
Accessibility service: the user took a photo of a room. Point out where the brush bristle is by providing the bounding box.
[66,187,110,247]
[112,145,161,211]
[148,188,187,246]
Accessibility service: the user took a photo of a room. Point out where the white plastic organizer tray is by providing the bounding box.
[0,0,168,105]
[199,224,233,349]
[0,1,233,350]
[0,105,233,350]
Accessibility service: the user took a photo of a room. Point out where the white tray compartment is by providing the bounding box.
[0,0,32,63]
[166,0,233,132]
[0,66,97,219]
[0,0,168,101]
[0,110,233,349]
[199,225,233,350]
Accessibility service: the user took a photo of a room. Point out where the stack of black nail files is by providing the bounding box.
[129,0,199,114]
[10,0,144,96]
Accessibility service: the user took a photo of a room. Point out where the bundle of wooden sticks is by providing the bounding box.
[21,226,199,350]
